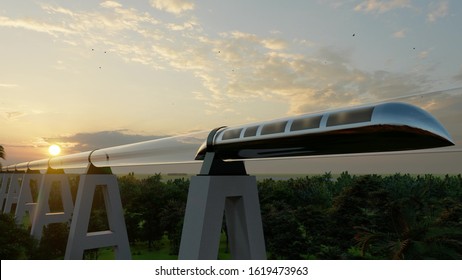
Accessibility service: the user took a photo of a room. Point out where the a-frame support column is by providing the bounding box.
[179,151,266,260]
[65,164,131,260]
[0,172,13,211]
[3,171,24,213]
[15,170,43,225]
[30,168,74,240]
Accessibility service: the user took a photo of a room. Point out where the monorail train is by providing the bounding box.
[195,102,454,160]
[1,102,454,172]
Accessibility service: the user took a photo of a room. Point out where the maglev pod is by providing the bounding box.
[195,102,454,160]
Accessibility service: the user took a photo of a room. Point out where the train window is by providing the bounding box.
[244,126,259,137]
[222,128,242,140]
[327,107,374,127]
[290,115,322,131]
[261,121,288,135]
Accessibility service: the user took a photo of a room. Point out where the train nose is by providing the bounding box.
[372,102,454,146]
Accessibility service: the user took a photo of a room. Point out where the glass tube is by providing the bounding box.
[5,165,17,172]
[27,159,49,171]
[14,162,29,172]
[48,151,92,170]
[7,131,209,171]
[90,131,209,167]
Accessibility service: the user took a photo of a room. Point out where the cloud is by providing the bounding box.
[418,50,430,59]
[100,1,123,9]
[43,131,167,153]
[325,1,348,9]
[0,15,74,36]
[167,20,197,31]
[2,111,25,120]
[427,1,448,22]
[0,83,18,88]
[201,34,430,114]
[353,1,448,25]
[150,0,194,15]
[41,4,75,17]
[262,39,287,50]
[0,1,437,118]
[453,66,462,82]
[392,29,407,38]
[354,0,412,14]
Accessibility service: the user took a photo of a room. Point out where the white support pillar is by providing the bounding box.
[65,172,131,260]
[3,172,24,214]
[30,174,74,240]
[0,173,13,211]
[15,173,43,225]
[179,175,266,260]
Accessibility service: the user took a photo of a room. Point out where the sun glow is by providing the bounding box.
[48,144,61,156]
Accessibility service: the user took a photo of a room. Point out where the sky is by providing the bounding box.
[1,0,461,174]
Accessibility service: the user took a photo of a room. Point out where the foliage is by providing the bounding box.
[354,174,462,259]
[119,174,188,253]
[31,222,70,259]
[258,173,462,259]
[0,214,36,259]
[3,171,461,260]
[118,172,462,260]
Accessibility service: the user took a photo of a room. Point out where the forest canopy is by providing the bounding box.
[1,172,461,259]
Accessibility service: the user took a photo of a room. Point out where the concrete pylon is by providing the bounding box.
[179,175,266,260]
[65,165,131,260]
[30,173,74,240]
[15,172,43,225]
[0,173,13,211]
[3,172,24,214]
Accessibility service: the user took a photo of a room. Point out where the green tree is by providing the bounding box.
[355,177,462,259]
[261,201,307,259]
[329,175,390,251]
[0,214,36,259]
[160,178,189,255]
[31,222,70,259]
[137,174,167,249]
[119,174,190,254]
[119,173,144,243]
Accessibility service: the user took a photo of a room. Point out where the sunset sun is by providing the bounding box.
[48,144,61,156]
